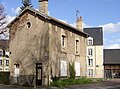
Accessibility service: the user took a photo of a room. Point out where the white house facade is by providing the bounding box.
[84,27,104,78]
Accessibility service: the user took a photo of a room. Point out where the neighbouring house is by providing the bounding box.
[104,49,120,78]
[83,27,104,78]
[0,40,9,72]
[8,0,88,86]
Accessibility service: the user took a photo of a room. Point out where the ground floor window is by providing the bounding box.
[88,69,93,76]
[60,61,67,76]
[14,64,20,83]
[75,62,80,76]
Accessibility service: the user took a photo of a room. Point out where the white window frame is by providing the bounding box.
[88,48,93,56]
[87,37,93,46]
[6,60,9,66]
[60,61,67,76]
[88,69,93,76]
[88,58,93,66]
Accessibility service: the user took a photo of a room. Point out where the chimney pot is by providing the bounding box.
[39,0,48,15]
[76,16,83,31]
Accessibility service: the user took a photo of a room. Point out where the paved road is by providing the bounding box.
[0,79,120,89]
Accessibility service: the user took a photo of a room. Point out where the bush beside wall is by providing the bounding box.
[0,72,10,84]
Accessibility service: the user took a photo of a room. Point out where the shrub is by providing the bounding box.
[51,77,94,87]
[69,63,75,79]
[0,72,10,84]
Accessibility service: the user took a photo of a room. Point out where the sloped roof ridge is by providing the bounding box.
[7,7,88,37]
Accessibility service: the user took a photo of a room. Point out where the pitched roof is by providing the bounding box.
[7,7,88,38]
[104,49,120,65]
[83,27,103,45]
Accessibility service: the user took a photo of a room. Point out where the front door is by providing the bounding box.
[36,63,42,85]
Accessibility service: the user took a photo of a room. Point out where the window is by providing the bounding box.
[14,64,20,77]
[0,60,2,65]
[60,61,67,76]
[0,51,2,56]
[87,37,93,46]
[61,35,66,47]
[88,58,93,66]
[88,48,93,56]
[88,69,93,76]
[88,39,93,45]
[75,62,80,76]
[6,60,9,66]
[27,22,31,28]
[75,40,79,54]
[6,52,9,58]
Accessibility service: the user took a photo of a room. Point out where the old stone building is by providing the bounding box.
[8,0,87,86]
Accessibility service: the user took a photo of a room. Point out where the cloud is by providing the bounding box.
[70,22,92,28]
[6,15,15,23]
[11,7,20,14]
[106,44,120,49]
[58,19,67,23]
[70,22,76,27]
[115,39,120,43]
[99,22,120,33]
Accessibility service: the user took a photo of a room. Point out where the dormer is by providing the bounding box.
[87,37,93,46]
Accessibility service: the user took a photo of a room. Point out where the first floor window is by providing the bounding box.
[88,59,93,66]
[88,69,93,76]
[6,60,9,66]
[60,61,67,76]
[75,40,80,54]
[61,35,66,47]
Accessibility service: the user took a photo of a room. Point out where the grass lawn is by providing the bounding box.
[51,77,104,87]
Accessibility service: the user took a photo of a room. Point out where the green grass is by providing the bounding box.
[51,77,95,87]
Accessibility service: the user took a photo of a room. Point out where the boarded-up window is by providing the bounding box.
[75,62,80,76]
[60,61,67,76]
[14,64,20,77]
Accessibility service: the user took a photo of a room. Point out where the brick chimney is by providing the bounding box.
[76,16,83,31]
[39,0,48,15]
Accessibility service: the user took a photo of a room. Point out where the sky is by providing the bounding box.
[1,0,120,49]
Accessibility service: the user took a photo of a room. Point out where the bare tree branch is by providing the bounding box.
[0,2,8,39]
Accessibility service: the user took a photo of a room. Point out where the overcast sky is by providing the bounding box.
[1,0,120,49]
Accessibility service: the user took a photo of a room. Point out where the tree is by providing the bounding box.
[0,2,8,39]
[20,0,33,12]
